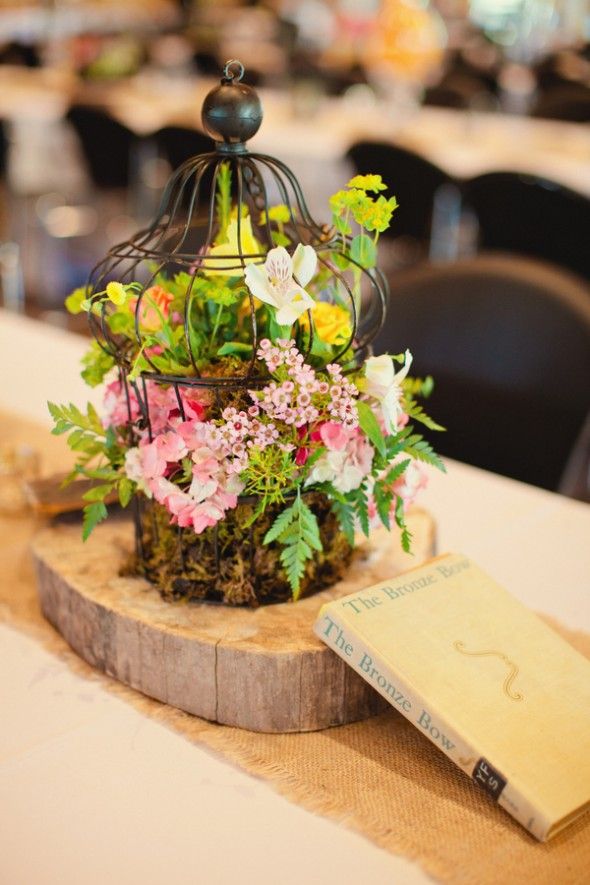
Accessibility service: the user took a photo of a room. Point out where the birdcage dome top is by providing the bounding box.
[87,61,388,388]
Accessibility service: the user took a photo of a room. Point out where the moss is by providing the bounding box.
[127,492,352,606]
[198,355,265,417]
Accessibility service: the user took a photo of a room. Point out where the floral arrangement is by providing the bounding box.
[50,170,444,604]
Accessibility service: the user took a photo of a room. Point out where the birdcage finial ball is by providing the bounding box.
[202,60,263,147]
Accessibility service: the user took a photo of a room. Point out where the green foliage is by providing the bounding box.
[260,204,295,248]
[268,314,292,342]
[217,341,253,357]
[118,477,133,507]
[358,195,398,233]
[263,491,323,599]
[48,400,133,540]
[194,275,241,307]
[330,176,398,246]
[373,482,393,530]
[402,433,446,473]
[330,498,356,546]
[404,375,434,399]
[80,342,116,387]
[242,446,299,515]
[48,400,103,437]
[82,502,108,541]
[404,401,445,432]
[162,271,194,300]
[356,400,386,456]
[346,481,370,538]
[394,495,412,553]
[371,458,410,532]
[82,482,113,502]
[384,427,446,473]
[271,231,290,247]
[349,234,376,268]
[381,457,411,487]
[65,286,86,314]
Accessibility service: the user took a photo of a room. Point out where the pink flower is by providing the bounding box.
[102,379,141,429]
[189,500,224,533]
[319,421,351,451]
[391,460,429,511]
[181,395,207,422]
[295,446,310,466]
[306,429,373,493]
[141,440,167,479]
[155,431,188,463]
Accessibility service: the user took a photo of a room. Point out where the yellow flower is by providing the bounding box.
[106,281,127,306]
[347,174,387,193]
[302,301,352,346]
[259,204,294,225]
[205,214,261,276]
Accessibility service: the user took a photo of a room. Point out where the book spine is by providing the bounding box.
[314,607,551,841]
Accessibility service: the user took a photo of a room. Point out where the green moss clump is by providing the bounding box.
[128,492,352,606]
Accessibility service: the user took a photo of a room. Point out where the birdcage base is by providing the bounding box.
[33,510,435,733]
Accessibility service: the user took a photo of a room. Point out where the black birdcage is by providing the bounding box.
[87,60,390,606]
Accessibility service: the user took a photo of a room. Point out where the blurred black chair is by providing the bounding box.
[193,51,221,77]
[0,41,40,68]
[423,85,472,110]
[531,83,590,123]
[374,254,590,493]
[424,63,496,110]
[347,141,456,242]
[533,50,590,91]
[66,105,138,189]
[153,126,214,172]
[463,172,590,280]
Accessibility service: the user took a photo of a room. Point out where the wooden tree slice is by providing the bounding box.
[33,509,436,733]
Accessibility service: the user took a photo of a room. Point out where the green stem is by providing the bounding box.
[209,304,224,350]
[128,342,146,381]
[342,209,351,253]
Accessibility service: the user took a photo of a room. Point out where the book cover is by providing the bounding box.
[314,553,590,841]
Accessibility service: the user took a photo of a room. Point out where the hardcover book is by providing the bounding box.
[314,553,590,840]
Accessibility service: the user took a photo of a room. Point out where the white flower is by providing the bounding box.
[244,244,317,326]
[306,435,373,494]
[364,350,413,433]
[124,447,151,496]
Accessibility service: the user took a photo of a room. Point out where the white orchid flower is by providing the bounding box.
[364,349,413,433]
[244,244,317,327]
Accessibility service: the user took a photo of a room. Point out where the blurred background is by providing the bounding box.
[0,0,589,498]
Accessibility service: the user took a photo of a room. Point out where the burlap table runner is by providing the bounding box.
[2,413,589,884]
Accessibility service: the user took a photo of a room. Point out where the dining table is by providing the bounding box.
[1,309,590,883]
[0,66,589,213]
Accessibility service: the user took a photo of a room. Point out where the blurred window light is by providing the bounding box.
[470,0,585,57]
[42,205,98,239]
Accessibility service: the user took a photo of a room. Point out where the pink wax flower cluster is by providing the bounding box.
[254,339,359,430]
